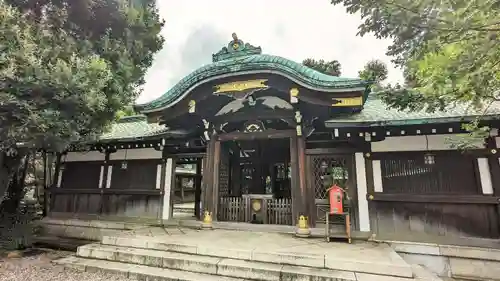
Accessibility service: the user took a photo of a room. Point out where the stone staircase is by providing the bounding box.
[54,232,444,281]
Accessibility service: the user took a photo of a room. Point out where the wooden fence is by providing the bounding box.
[218,197,246,222]
[266,198,293,225]
[218,196,292,225]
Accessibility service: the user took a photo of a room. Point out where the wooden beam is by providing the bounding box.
[306,147,361,155]
[48,188,161,196]
[368,149,497,160]
[217,130,296,141]
[368,193,500,204]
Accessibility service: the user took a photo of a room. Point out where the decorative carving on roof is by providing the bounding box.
[214,79,269,96]
[212,33,262,62]
[215,95,293,116]
[331,96,363,107]
[244,120,265,133]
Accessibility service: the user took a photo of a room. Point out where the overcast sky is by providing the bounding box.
[137,0,404,104]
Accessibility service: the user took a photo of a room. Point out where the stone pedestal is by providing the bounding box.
[295,227,311,238]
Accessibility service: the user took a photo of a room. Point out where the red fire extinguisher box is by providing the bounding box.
[329,185,344,214]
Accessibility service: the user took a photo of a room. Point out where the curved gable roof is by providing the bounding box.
[136,34,370,113]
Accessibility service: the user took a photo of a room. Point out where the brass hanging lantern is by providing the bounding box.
[121,149,128,170]
[424,136,435,165]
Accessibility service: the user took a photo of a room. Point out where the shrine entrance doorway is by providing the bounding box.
[210,131,296,226]
[237,138,291,199]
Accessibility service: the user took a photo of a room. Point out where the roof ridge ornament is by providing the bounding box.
[212,32,262,62]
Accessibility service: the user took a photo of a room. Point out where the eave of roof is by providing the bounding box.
[135,36,370,113]
[325,96,500,127]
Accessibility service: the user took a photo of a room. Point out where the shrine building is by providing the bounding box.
[47,34,500,246]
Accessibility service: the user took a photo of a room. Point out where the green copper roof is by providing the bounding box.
[326,96,500,127]
[136,34,369,113]
[99,115,169,141]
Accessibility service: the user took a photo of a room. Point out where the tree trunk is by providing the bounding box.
[0,151,29,215]
[0,152,22,203]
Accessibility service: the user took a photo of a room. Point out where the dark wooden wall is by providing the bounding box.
[50,159,162,222]
[368,151,500,243]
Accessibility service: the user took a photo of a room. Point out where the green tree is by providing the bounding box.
[0,0,164,215]
[115,105,138,121]
[331,0,500,113]
[358,59,388,82]
[303,58,342,76]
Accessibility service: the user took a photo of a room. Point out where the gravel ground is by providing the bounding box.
[0,248,129,281]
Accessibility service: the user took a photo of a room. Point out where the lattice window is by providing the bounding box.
[311,156,349,199]
[218,147,230,196]
[240,166,253,195]
[381,153,480,194]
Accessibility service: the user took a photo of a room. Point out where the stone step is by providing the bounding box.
[34,235,91,251]
[173,207,194,213]
[77,243,358,281]
[53,256,252,281]
[100,235,414,278]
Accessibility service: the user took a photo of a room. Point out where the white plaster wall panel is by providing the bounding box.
[477,158,493,195]
[354,152,371,232]
[63,151,105,162]
[57,170,63,188]
[109,148,162,160]
[105,166,113,189]
[98,166,105,189]
[156,164,162,189]
[372,160,383,192]
[162,158,174,220]
[371,134,485,152]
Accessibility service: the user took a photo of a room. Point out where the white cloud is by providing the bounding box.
[137,0,404,104]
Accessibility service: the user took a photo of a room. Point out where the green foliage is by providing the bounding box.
[303,58,342,76]
[0,0,164,152]
[115,105,137,121]
[331,0,500,113]
[358,59,388,82]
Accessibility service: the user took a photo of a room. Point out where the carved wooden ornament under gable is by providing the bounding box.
[214,79,268,94]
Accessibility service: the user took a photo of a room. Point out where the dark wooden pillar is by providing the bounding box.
[194,158,202,219]
[290,136,300,225]
[486,137,500,196]
[297,136,308,221]
[158,148,168,221]
[304,152,316,226]
[486,137,500,232]
[212,140,221,220]
[98,151,111,216]
[202,139,217,217]
[179,176,184,202]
